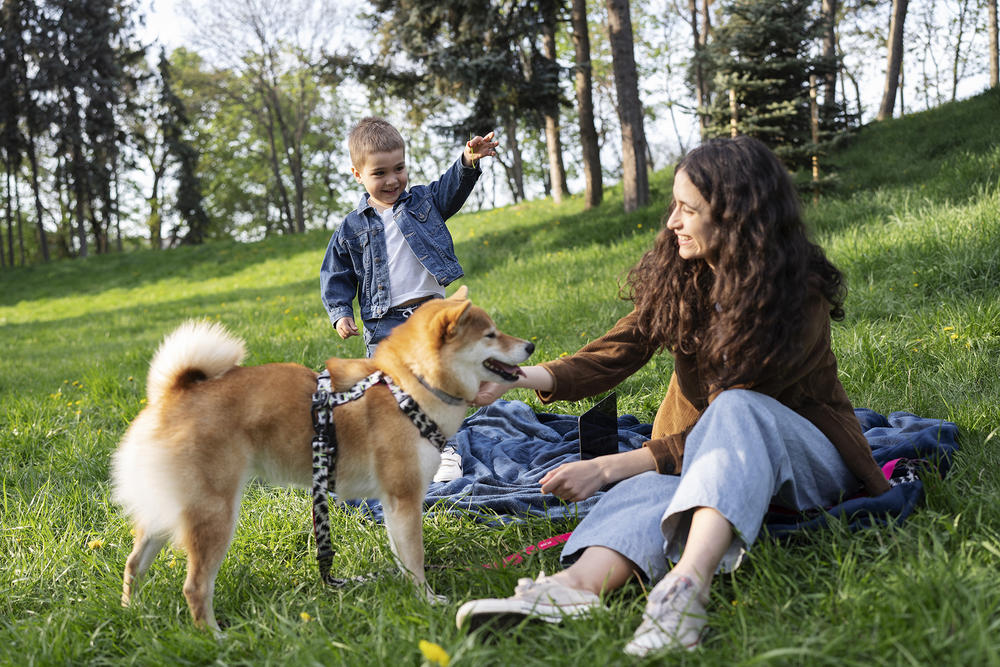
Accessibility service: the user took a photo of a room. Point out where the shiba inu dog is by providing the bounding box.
[111,286,533,632]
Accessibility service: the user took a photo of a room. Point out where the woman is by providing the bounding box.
[456,136,889,656]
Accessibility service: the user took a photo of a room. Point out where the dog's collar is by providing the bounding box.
[414,374,467,406]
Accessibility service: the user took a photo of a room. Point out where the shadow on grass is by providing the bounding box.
[0,228,332,308]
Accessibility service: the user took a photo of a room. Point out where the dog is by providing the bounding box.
[111,286,533,632]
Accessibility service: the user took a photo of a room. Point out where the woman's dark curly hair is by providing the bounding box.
[624,135,845,388]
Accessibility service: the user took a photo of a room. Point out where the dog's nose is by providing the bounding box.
[525,341,535,355]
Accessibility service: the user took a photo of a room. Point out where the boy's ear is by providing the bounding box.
[350,165,362,182]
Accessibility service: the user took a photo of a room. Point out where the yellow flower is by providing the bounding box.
[88,539,104,550]
[951,334,959,340]
[942,326,954,332]
[300,612,312,622]
[418,640,450,667]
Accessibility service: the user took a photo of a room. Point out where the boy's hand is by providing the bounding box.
[335,316,359,339]
[463,131,499,166]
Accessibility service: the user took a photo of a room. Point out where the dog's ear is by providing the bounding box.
[448,285,469,301]
[438,300,473,340]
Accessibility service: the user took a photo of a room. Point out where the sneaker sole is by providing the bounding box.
[456,599,597,631]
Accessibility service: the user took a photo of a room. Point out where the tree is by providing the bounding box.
[157,50,210,245]
[570,0,603,208]
[704,0,830,169]
[686,0,714,137]
[987,0,998,87]
[540,0,570,204]
[605,0,649,213]
[359,0,571,205]
[877,0,909,120]
[182,0,342,235]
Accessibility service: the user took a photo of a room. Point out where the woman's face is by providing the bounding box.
[666,169,719,269]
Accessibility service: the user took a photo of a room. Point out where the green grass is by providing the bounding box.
[2,88,1000,665]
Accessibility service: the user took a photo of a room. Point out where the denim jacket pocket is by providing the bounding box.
[411,196,433,223]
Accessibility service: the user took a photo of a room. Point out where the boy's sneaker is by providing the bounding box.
[456,572,601,630]
[623,574,707,656]
[433,446,463,483]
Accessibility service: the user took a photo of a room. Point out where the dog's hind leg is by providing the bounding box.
[382,493,444,603]
[122,526,168,607]
[178,499,239,634]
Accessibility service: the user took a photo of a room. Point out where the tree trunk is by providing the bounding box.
[951,0,970,102]
[689,0,712,137]
[877,0,908,121]
[570,0,602,208]
[821,0,839,115]
[25,123,50,262]
[503,115,526,202]
[990,0,999,87]
[541,2,569,204]
[605,0,649,213]
[4,166,13,266]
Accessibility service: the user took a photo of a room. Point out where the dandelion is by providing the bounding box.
[942,326,954,332]
[88,539,104,550]
[300,612,313,622]
[418,640,450,667]
[951,334,959,340]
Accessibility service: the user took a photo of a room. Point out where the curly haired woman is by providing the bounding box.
[456,136,889,656]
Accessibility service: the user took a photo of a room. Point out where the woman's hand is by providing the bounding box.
[540,460,606,502]
[472,365,554,406]
[472,381,508,406]
[542,448,659,502]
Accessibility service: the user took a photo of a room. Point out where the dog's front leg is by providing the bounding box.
[382,494,445,603]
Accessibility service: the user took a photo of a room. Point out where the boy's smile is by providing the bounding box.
[353,148,408,213]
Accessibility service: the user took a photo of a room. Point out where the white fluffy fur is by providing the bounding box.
[144,320,245,405]
[112,320,245,538]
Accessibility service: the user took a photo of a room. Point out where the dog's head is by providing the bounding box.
[375,286,534,398]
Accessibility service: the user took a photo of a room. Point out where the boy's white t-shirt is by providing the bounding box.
[380,206,445,307]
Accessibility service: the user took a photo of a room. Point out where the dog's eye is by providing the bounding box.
[485,332,496,339]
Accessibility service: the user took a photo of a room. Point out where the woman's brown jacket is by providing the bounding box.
[536,294,890,497]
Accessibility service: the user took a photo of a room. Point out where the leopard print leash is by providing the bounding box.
[310,369,448,586]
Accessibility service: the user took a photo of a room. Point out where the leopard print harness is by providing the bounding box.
[310,368,448,586]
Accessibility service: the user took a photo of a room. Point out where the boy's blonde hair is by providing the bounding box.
[349,117,405,169]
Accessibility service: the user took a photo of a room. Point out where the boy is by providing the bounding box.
[320,117,498,357]
[320,117,498,482]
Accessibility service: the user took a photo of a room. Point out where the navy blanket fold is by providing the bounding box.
[343,400,959,535]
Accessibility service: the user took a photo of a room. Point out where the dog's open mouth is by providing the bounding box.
[483,359,524,382]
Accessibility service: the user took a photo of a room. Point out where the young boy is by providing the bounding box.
[320,117,497,357]
[319,117,498,482]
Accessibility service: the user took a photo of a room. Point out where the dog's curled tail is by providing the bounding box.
[146,319,246,405]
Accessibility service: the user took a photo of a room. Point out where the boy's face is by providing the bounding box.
[352,148,408,212]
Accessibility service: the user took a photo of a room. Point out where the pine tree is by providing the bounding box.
[704,0,829,169]
[157,50,210,245]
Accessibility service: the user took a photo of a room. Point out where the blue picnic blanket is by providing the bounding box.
[343,400,959,534]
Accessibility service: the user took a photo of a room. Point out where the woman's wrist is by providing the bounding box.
[516,365,554,393]
[598,447,657,485]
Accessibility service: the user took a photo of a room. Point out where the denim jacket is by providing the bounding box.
[320,157,481,326]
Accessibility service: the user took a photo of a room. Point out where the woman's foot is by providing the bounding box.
[456,572,601,630]
[623,573,707,656]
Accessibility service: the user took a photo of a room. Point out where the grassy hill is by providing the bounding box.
[1,88,998,664]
